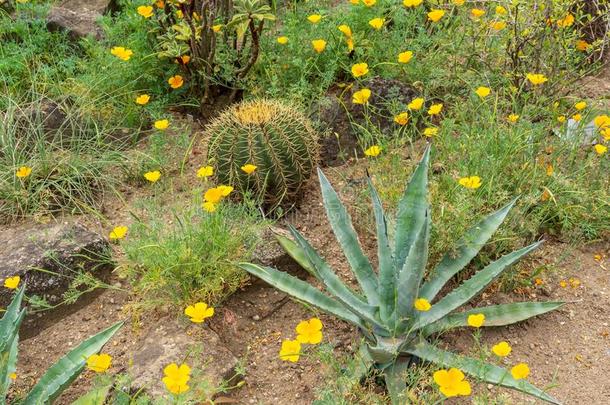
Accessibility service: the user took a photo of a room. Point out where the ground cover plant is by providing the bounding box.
[0,0,609,403]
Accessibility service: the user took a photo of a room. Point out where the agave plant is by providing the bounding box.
[0,286,122,404]
[240,146,562,404]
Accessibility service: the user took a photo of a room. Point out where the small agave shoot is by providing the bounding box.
[240,146,563,404]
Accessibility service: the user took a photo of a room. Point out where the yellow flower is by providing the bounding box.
[594,144,608,155]
[534,278,544,286]
[398,51,413,63]
[311,39,327,53]
[346,38,354,52]
[137,5,154,18]
[162,363,191,394]
[86,354,112,373]
[279,339,301,362]
[433,368,471,397]
[197,166,214,178]
[136,94,150,105]
[8,373,16,380]
[471,8,486,18]
[458,176,482,189]
[307,14,322,24]
[572,113,582,122]
[16,166,32,178]
[575,40,589,51]
[241,164,257,174]
[362,0,376,6]
[204,187,223,204]
[277,36,288,45]
[594,114,610,129]
[154,119,169,130]
[296,318,323,344]
[394,112,409,126]
[144,171,161,183]
[351,63,369,78]
[510,363,530,380]
[546,164,554,176]
[475,86,491,98]
[601,128,610,141]
[594,254,603,262]
[350,0,360,5]
[408,97,424,110]
[353,88,371,105]
[109,226,128,240]
[110,46,133,61]
[428,103,443,115]
[507,114,519,123]
[452,0,465,5]
[364,145,381,157]
[155,0,164,8]
[202,202,217,212]
[175,10,183,19]
[526,73,548,86]
[557,115,566,123]
[427,9,445,22]
[413,298,431,311]
[491,21,506,31]
[184,302,214,323]
[338,25,352,37]
[403,0,423,7]
[168,75,184,89]
[574,101,587,111]
[557,13,574,28]
[212,24,222,33]
[496,5,507,15]
[467,313,485,328]
[4,276,20,290]
[369,18,385,30]
[559,279,568,288]
[179,55,190,64]
[217,185,234,196]
[423,127,438,137]
[492,341,512,357]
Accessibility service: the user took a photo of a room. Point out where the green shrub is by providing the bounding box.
[207,99,320,210]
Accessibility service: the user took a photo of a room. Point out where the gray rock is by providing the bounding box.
[47,0,118,40]
[0,221,110,306]
[129,316,239,397]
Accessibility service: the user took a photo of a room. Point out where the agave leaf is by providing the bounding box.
[275,233,318,278]
[239,263,370,330]
[0,313,24,403]
[393,146,430,273]
[422,301,564,336]
[395,212,430,329]
[70,385,111,405]
[24,321,123,405]
[382,357,411,405]
[419,198,517,301]
[413,241,542,329]
[0,287,26,353]
[318,169,379,305]
[288,225,380,325]
[405,341,561,404]
[367,177,395,326]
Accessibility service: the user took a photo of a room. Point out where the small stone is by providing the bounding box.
[252,314,261,321]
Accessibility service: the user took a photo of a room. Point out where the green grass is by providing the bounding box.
[120,194,268,311]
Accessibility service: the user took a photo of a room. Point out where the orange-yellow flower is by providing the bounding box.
[338,25,352,37]
[413,297,431,311]
[241,164,257,174]
[16,166,32,178]
[154,119,169,130]
[353,88,371,105]
[557,13,574,28]
[394,112,409,126]
[204,187,224,204]
[307,14,322,24]
[312,39,327,53]
[362,0,376,6]
[4,276,20,290]
[594,144,607,155]
[364,145,381,157]
[184,302,214,323]
[398,51,413,63]
[217,185,233,196]
[427,9,445,22]
[136,94,150,105]
[202,202,217,213]
[137,5,154,18]
[86,354,112,373]
[110,46,133,61]
[491,21,506,31]
[162,363,191,394]
[408,97,424,110]
[369,18,385,30]
[471,8,486,18]
[492,341,512,357]
[351,62,369,78]
[433,368,471,397]
[575,40,589,51]
[496,5,507,15]
[467,313,485,327]
[458,176,482,189]
[279,339,301,362]
[510,363,530,380]
[403,0,423,7]
[168,75,184,89]
[428,103,443,115]
[296,318,323,344]
[572,113,582,122]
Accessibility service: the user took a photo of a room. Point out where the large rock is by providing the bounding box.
[47,0,118,40]
[130,316,240,397]
[0,221,110,306]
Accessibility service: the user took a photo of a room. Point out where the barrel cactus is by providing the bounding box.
[206,99,319,209]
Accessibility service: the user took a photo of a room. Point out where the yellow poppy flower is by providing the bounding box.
[307,14,322,24]
[557,115,566,123]
[277,36,288,44]
[574,101,587,111]
[557,13,574,28]
[475,86,491,98]
[362,0,376,6]
[452,0,465,5]
[408,97,424,110]
[351,62,369,78]
[353,88,371,105]
[394,112,409,126]
[218,185,233,197]
[403,0,423,7]
[427,9,445,22]
[510,363,530,380]
[369,18,385,30]
[311,39,327,53]
[398,51,413,63]
[279,339,301,362]
[572,113,582,122]
[144,171,161,183]
[428,103,443,115]
[526,73,548,86]
[423,127,438,137]
[338,25,352,38]
[16,166,32,178]
[413,297,431,311]
[168,75,184,89]
[204,187,223,204]
[492,341,512,357]
[575,40,589,51]
[594,144,607,155]
[109,226,128,240]
[162,363,191,394]
[471,8,486,18]
[491,21,506,31]
[458,176,481,189]
[496,5,507,15]
[110,46,133,61]
[137,5,154,18]
[136,94,150,105]
[86,354,112,373]
[364,145,381,157]
[467,313,485,327]
[241,164,257,174]
[295,318,323,344]
[154,119,169,130]
[184,302,214,323]
[4,276,20,290]
[433,368,471,397]
[507,114,519,123]
[197,166,214,178]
